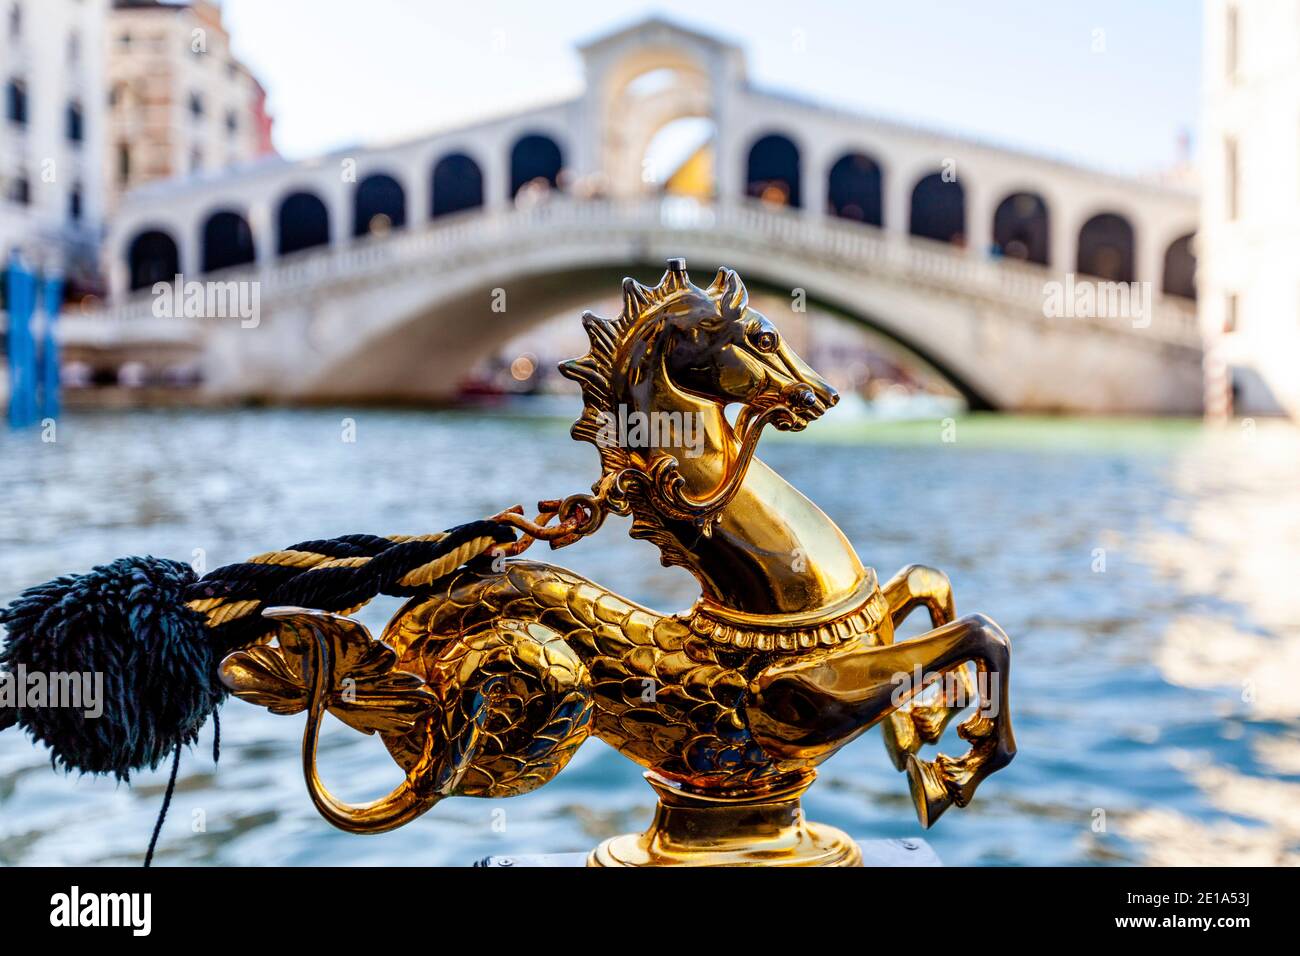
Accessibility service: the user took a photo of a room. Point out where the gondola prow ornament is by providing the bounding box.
[1,261,1015,866]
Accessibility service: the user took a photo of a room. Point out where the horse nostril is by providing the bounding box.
[823,385,840,408]
[795,387,818,408]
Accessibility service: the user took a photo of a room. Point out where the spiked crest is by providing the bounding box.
[558,260,748,476]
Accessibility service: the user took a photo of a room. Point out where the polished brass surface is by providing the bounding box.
[219,262,1016,865]
[589,772,862,867]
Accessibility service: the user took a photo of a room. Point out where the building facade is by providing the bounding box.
[1200,0,1300,419]
[1,0,108,295]
[104,0,274,210]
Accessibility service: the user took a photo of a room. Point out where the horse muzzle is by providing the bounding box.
[772,381,839,430]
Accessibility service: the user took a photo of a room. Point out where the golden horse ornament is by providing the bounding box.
[220,259,1016,866]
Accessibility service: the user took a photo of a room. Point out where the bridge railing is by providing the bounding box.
[79,198,1200,347]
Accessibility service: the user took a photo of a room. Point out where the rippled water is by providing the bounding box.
[1,405,1297,866]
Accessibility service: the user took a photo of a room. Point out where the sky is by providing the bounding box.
[220,0,1202,177]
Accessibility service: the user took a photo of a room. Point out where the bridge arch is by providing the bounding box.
[910,171,966,246]
[313,258,1001,411]
[277,189,330,255]
[353,172,406,237]
[127,228,180,290]
[827,152,883,225]
[1077,212,1135,282]
[201,209,256,274]
[510,133,565,199]
[431,152,484,218]
[992,191,1050,264]
[1162,232,1196,299]
[599,54,714,198]
[745,132,801,207]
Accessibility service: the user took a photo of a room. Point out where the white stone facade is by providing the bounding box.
[0,0,107,287]
[1200,0,1300,418]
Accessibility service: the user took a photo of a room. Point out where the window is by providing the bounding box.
[7,173,29,205]
[5,77,26,126]
[1225,136,1239,221]
[191,148,203,173]
[189,92,204,119]
[68,184,82,222]
[117,142,131,185]
[8,3,21,40]
[226,110,238,135]
[1224,293,1238,334]
[119,31,130,48]
[65,101,83,144]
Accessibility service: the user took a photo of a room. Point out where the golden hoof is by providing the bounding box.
[906,754,953,829]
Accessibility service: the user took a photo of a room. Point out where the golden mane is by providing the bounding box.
[558,263,747,481]
[557,262,750,567]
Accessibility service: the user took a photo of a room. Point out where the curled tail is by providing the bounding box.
[221,604,593,833]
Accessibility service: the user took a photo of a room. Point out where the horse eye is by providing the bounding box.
[750,329,779,353]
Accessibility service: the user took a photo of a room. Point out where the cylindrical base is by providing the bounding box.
[588,772,862,867]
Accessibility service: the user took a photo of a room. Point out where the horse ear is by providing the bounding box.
[712,268,748,315]
[622,277,652,320]
[706,267,730,296]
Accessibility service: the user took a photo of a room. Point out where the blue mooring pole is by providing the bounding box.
[39,273,63,421]
[5,253,39,429]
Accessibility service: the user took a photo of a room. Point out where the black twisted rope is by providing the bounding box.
[188,520,516,657]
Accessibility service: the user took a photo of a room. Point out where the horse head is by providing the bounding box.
[651,260,840,434]
[560,260,838,539]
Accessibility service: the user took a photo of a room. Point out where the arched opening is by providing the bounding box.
[353,173,406,237]
[992,192,1049,264]
[277,190,330,255]
[431,153,484,217]
[746,133,801,207]
[643,116,715,198]
[509,133,564,198]
[597,54,715,198]
[127,229,179,291]
[910,172,966,245]
[1162,233,1196,299]
[441,266,992,413]
[827,153,883,225]
[201,210,255,273]
[1077,212,1135,282]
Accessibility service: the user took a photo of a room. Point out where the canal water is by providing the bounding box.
[1,405,1297,866]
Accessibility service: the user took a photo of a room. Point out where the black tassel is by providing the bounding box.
[0,556,221,780]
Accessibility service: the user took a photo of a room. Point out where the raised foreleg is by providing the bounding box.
[747,613,1016,827]
[879,565,975,769]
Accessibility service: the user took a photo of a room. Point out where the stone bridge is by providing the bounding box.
[71,17,1202,413]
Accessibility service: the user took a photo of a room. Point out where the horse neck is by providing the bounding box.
[625,358,866,617]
